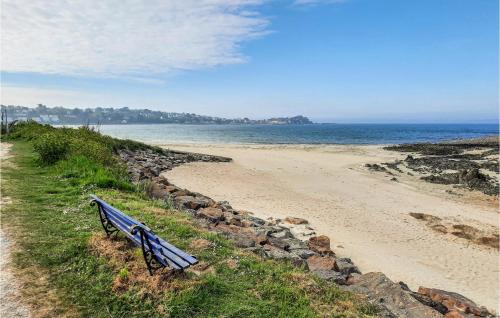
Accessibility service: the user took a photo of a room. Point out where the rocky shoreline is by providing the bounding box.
[118,146,496,318]
[381,137,499,196]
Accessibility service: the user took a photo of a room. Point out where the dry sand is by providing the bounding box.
[163,143,500,311]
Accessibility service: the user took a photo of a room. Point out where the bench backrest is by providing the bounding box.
[91,195,198,271]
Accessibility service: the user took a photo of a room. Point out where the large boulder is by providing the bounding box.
[242,228,268,245]
[262,244,291,259]
[267,227,293,239]
[214,201,233,211]
[307,235,334,255]
[174,195,212,210]
[197,207,224,223]
[289,248,316,259]
[148,182,169,199]
[283,238,307,251]
[399,282,447,314]
[268,236,307,251]
[306,255,336,271]
[313,270,347,285]
[268,237,290,250]
[335,258,361,276]
[262,244,305,267]
[214,223,267,245]
[223,212,243,226]
[344,272,442,318]
[247,216,266,226]
[418,287,491,317]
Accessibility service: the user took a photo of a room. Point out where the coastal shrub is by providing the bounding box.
[7,121,164,160]
[33,132,70,164]
[69,138,114,165]
[8,121,55,141]
[6,122,139,190]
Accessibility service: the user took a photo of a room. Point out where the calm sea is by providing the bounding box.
[62,123,499,145]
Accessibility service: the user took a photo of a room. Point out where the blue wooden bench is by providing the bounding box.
[90,195,198,275]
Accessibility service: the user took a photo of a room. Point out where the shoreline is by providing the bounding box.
[162,142,499,311]
[54,123,499,147]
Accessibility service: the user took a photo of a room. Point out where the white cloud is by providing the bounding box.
[1,0,269,78]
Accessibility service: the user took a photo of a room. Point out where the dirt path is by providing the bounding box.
[164,143,499,312]
[1,142,31,318]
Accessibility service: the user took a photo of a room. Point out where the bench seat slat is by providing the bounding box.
[92,196,152,230]
[143,232,198,265]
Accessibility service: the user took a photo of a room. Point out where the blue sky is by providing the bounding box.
[1,0,498,123]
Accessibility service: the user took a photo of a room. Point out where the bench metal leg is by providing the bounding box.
[138,229,165,275]
[91,200,118,236]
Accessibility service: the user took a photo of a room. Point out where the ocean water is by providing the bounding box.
[67,123,499,145]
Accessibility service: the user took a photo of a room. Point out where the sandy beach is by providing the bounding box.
[163,143,499,311]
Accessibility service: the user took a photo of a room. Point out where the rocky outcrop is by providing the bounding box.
[365,163,390,173]
[306,255,336,271]
[421,168,498,196]
[379,140,499,196]
[417,287,492,317]
[118,148,231,183]
[344,272,444,318]
[196,207,224,222]
[307,235,334,255]
[346,275,496,318]
[409,213,499,249]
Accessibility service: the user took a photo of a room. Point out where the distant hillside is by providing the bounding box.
[0,104,313,125]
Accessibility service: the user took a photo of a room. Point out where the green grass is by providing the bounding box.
[1,124,377,317]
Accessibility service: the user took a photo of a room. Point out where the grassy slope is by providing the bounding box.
[0,126,376,317]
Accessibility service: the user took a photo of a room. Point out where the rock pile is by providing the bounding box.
[381,140,499,196]
[118,148,231,182]
[409,212,499,249]
[118,147,496,318]
[345,272,494,318]
[417,287,493,317]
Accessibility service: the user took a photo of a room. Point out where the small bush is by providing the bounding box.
[70,138,114,165]
[33,132,70,164]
